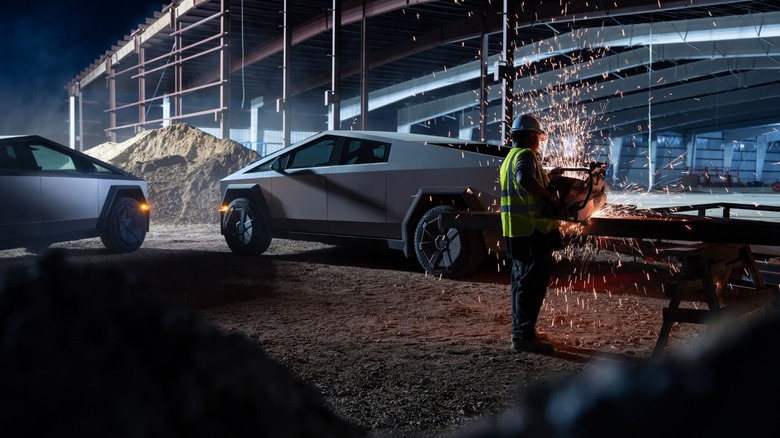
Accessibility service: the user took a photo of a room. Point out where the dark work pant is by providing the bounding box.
[506,230,559,341]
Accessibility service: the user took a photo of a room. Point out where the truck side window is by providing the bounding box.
[289,139,336,168]
[340,140,389,165]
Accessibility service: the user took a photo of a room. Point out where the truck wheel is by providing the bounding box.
[413,205,484,278]
[223,197,271,255]
[100,197,147,253]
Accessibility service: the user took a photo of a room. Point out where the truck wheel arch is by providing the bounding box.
[400,187,487,258]
[97,186,150,232]
[220,184,272,236]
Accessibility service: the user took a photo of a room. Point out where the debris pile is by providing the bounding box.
[86,124,260,224]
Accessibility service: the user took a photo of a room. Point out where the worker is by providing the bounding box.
[499,114,563,354]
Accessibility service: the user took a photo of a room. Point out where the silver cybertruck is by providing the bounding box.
[0,135,149,252]
[219,131,605,278]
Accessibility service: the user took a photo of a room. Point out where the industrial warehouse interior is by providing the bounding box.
[2,1,780,437]
[66,0,780,189]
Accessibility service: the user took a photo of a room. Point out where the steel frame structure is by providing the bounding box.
[67,0,780,159]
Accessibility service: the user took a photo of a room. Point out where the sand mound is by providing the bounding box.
[87,124,260,225]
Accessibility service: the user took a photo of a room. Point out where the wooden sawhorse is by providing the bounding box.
[653,243,778,358]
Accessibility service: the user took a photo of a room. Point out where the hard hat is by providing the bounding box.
[510,114,545,135]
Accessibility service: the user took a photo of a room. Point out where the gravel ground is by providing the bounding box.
[3,125,775,436]
[2,223,752,437]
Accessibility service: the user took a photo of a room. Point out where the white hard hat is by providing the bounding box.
[510,114,545,135]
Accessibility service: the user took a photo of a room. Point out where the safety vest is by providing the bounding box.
[499,147,559,237]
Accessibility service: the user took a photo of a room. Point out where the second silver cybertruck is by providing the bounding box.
[219,131,507,278]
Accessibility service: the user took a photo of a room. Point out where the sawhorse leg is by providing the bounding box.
[652,244,773,359]
[653,255,722,359]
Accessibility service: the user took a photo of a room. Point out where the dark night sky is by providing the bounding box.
[0,1,165,145]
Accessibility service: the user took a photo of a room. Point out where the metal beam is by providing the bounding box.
[328,0,342,130]
[579,205,780,246]
[282,0,292,146]
[191,0,441,88]
[604,84,780,134]
[220,0,230,139]
[396,11,780,133]
[292,11,503,111]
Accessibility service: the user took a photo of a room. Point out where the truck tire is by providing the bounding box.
[223,197,271,255]
[100,197,147,253]
[413,205,484,278]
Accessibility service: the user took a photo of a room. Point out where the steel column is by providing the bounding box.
[360,1,369,130]
[78,92,83,151]
[282,0,292,147]
[219,0,230,139]
[501,0,516,145]
[756,135,768,182]
[609,137,622,186]
[329,0,342,130]
[137,39,146,134]
[648,133,658,190]
[175,14,183,124]
[685,133,696,170]
[647,23,654,192]
[108,62,117,142]
[479,32,489,142]
[69,94,76,150]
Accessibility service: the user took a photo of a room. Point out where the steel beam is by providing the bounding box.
[219,0,230,139]
[440,202,780,248]
[328,0,342,130]
[577,203,780,246]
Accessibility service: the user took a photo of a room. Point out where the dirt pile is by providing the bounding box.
[0,251,365,437]
[86,124,260,224]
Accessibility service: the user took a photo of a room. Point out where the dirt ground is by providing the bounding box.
[2,126,774,436]
[0,223,720,438]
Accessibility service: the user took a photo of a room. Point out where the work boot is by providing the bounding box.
[511,337,554,354]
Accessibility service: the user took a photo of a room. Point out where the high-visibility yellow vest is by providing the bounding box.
[499,147,559,237]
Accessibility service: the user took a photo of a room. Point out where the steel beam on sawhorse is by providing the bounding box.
[653,243,778,359]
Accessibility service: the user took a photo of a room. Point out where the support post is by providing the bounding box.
[108,62,117,143]
[479,32,489,142]
[282,0,292,146]
[219,0,231,139]
[647,22,654,192]
[69,94,77,150]
[723,133,737,177]
[78,91,83,150]
[137,40,146,134]
[608,137,622,186]
[251,96,264,154]
[685,133,696,170]
[756,135,768,183]
[648,133,658,190]
[163,95,171,127]
[500,0,517,146]
[360,0,369,130]
[328,0,342,130]
[174,16,183,124]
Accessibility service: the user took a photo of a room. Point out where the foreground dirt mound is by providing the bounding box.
[86,124,260,224]
[0,252,365,437]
